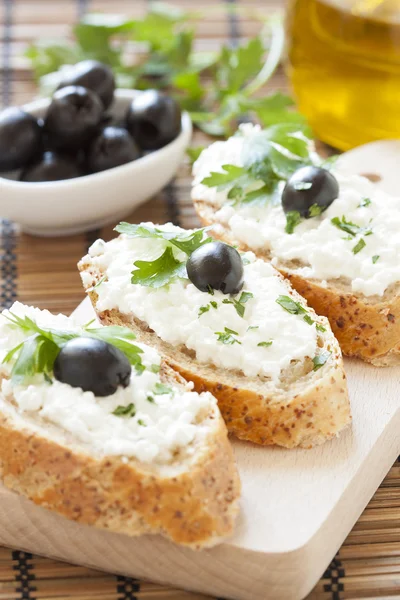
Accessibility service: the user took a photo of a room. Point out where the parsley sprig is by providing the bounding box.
[115,223,213,289]
[2,312,144,384]
[201,124,317,208]
[25,5,304,139]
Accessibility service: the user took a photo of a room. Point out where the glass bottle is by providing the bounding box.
[286,0,400,150]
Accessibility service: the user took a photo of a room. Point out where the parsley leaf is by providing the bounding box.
[215,327,241,345]
[372,255,380,264]
[198,305,210,317]
[131,247,187,288]
[258,341,273,347]
[309,203,323,217]
[331,216,372,238]
[2,313,144,383]
[186,145,206,165]
[359,197,371,208]
[153,382,173,395]
[312,352,331,371]
[285,211,302,234]
[115,223,212,256]
[222,291,254,318]
[352,238,366,254]
[276,295,307,315]
[113,403,136,417]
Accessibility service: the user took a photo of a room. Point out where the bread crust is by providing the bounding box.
[193,199,400,367]
[0,365,240,549]
[78,262,351,450]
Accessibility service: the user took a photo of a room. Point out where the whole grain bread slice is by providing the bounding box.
[194,199,400,367]
[0,362,240,549]
[79,258,351,449]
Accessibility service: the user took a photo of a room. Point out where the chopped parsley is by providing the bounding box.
[276,295,307,315]
[198,301,218,318]
[138,419,146,427]
[372,255,380,264]
[153,383,173,395]
[359,197,371,208]
[149,364,160,374]
[303,314,314,326]
[352,238,366,254]
[331,216,372,238]
[222,291,254,318]
[258,341,273,347]
[312,352,331,371]
[113,404,136,417]
[309,203,324,217]
[285,211,302,234]
[147,395,155,403]
[248,325,259,331]
[215,327,241,345]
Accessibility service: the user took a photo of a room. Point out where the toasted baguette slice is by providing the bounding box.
[191,126,400,366]
[0,303,240,549]
[78,226,351,449]
[194,200,400,367]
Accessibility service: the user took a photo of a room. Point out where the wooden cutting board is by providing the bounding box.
[0,297,397,600]
[0,141,398,600]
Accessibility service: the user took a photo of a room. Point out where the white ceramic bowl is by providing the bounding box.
[0,89,192,236]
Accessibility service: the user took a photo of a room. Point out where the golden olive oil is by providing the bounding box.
[286,0,400,149]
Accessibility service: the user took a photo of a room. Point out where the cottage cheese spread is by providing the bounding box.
[86,225,321,382]
[191,124,400,298]
[0,303,215,465]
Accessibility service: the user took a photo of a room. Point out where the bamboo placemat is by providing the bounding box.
[0,1,399,599]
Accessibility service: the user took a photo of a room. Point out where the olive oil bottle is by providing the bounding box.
[286,0,400,150]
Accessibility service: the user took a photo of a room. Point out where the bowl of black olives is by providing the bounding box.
[0,60,191,236]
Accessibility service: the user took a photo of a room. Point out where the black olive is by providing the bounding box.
[187,241,244,295]
[0,107,43,171]
[20,151,82,182]
[87,126,140,173]
[53,337,131,397]
[126,90,182,151]
[57,60,115,110]
[44,85,104,153]
[282,166,339,218]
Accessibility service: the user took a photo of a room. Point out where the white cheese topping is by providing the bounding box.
[0,302,215,465]
[192,124,400,298]
[85,224,320,382]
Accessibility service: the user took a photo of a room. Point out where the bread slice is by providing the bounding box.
[194,202,400,368]
[190,125,400,367]
[78,228,351,449]
[0,303,240,549]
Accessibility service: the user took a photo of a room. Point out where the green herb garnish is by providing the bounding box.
[276,295,307,315]
[352,238,366,255]
[25,6,304,139]
[248,325,259,331]
[372,255,380,264]
[331,216,372,238]
[359,198,371,208]
[138,419,146,427]
[147,396,155,403]
[113,403,136,417]
[149,364,161,374]
[153,382,173,395]
[131,247,187,289]
[309,203,323,217]
[312,352,331,371]
[222,291,254,318]
[215,327,241,345]
[285,211,302,234]
[257,341,273,347]
[2,312,144,384]
[316,324,327,333]
[199,301,218,317]
[303,314,315,326]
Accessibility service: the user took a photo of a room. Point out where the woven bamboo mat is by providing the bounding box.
[0,1,399,599]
